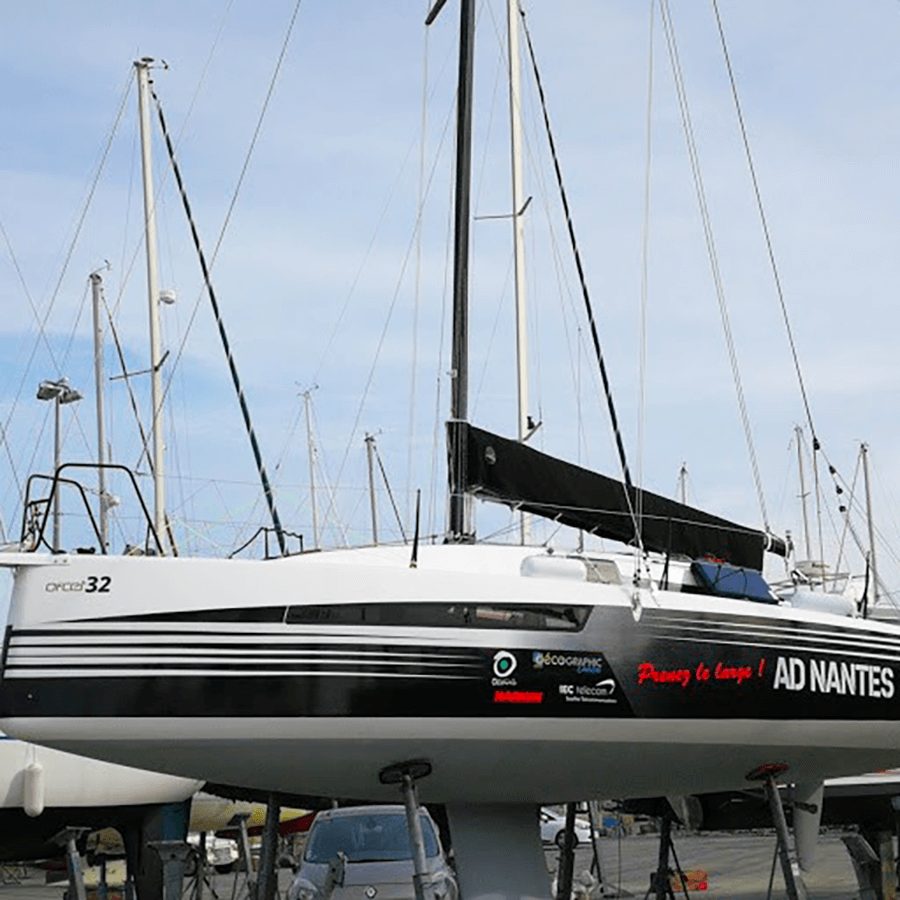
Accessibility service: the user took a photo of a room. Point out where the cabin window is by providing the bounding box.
[286,602,590,631]
[690,561,775,604]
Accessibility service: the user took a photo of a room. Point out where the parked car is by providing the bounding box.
[288,805,457,900]
[539,808,595,849]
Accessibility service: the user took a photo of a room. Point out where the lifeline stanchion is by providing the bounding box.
[380,759,436,900]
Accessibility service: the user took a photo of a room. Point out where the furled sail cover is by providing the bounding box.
[448,422,787,571]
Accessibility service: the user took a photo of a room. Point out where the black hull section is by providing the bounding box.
[4,606,900,724]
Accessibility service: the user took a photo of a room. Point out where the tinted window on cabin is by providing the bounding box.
[286,602,589,631]
[691,561,775,603]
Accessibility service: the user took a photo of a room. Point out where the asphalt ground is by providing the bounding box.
[549,831,861,898]
[0,832,866,899]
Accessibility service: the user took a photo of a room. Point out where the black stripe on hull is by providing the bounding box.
[6,604,900,722]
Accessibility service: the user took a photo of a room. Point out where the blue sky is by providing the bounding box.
[1,2,900,594]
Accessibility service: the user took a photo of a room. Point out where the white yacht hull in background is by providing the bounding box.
[0,734,201,860]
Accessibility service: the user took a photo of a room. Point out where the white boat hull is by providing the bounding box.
[8,715,900,804]
[4,546,900,803]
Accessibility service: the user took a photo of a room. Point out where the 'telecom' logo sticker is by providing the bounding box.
[493,650,518,678]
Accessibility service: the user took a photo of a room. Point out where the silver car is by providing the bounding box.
[288,805,458,900]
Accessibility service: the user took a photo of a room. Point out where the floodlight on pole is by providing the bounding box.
[36,377,82,551]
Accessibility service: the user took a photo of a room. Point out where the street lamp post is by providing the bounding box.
[37,378,82,551]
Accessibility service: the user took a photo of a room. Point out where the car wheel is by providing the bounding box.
[554,830,567,850]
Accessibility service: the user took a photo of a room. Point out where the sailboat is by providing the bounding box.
[3,2,900,895]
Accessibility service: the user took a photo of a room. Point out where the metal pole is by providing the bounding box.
[586,801,604,886]
[861,442,879,607]
[65,835,88,900]
[447,0,476,541]
[196,832,206,900]
[303,391,319,549]
[135,58,166,544]
[401,773,435,900]
[654,815,671,900]
[233,815,255,899]
[795,425,812,563]
[507,0,530,545]
[53,396,61,552]
[91,272,109,549]
[256,795,281,900]
[677,462,688,505]
[365,433,379,545]
[763,775,808,900]
[556,803,577,900]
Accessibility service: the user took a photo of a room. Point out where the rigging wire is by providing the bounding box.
[407,2,432,526]
[153,90,288,556]
[159,0,304,409]
[636,0,656,549]
[321,87,459,539]
[428,174,455,538]
[520,8,647,563]
[519,8,634,494]
[710,0,817,441]
[832,450,860,578]
[659,0,770,529]
[711,1,898,586]
[374,441,409,543]
[0,70,132,503]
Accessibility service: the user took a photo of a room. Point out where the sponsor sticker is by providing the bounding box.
[773,655,895,699]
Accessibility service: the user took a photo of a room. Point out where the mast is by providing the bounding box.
[135,58,166,545]
[302,390,320,550]
[861,442,879,607]
[90,271,109,549]
[794,425,812,563]
[677,462,688,505]
[429,0,476,542]
[365,433,379,545]
[507,0,530,545]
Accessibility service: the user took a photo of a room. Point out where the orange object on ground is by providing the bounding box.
[671,869,709,892]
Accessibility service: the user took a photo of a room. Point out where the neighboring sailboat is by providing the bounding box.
[0,736,200,862]
[3,4,900,897]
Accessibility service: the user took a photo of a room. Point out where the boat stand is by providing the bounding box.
[554,803,578,900]
[842,834,881,900]
[843,830,897,900]
[753,772,808,900]
[380,760,437,900]
[147,840,192,900]
[186,833,222,900]
[256,793,282,900]
[380,760,552,899]
[51,827,89,900]
[642,816,690,900]
[229,815,255,900]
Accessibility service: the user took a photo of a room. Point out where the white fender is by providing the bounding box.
[793,781,824,872]
[23,761,45,817]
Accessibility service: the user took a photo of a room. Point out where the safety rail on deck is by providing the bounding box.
[20,462,163,555]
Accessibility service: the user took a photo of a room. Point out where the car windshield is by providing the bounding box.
[304,812,439,864]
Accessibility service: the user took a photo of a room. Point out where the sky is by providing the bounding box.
[1,1,900,598]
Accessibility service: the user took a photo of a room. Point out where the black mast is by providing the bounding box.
[428,0,476,541]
